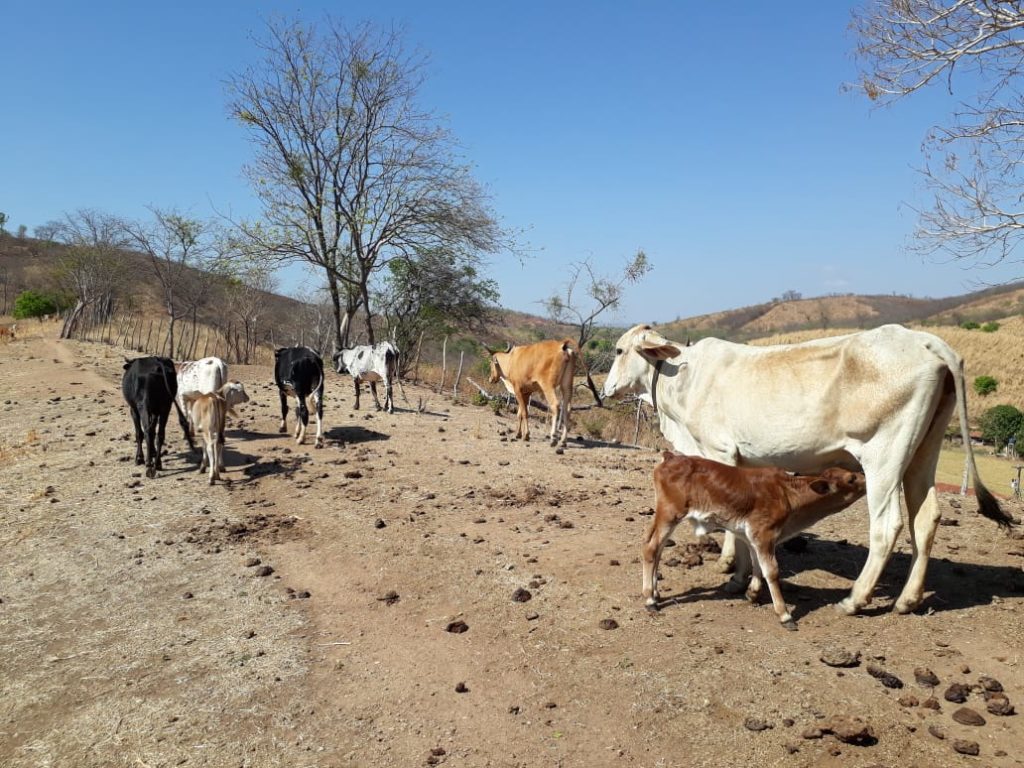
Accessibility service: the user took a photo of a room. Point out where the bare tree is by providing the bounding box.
[227,17,510,351]
[852,1,1024,266]
[543,250,651,404]
[124,209,211,357]
[51,209,130,339]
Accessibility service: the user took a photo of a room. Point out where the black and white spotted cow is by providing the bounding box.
[121,356,193,478]
[274,346,324,448]
[332,341,399,413]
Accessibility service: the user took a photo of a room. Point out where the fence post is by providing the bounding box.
[439,335,448,393]
[453,351,465,401]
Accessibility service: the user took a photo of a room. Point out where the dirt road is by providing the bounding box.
[2,337,1023,767]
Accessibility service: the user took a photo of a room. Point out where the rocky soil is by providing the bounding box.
[2,336,1023,768]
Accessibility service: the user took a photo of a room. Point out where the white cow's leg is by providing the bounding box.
[312,388,323,448]
[294,396,306,444]
[839,471,903,615]
[896,412,948,613]
[718,531,737,573]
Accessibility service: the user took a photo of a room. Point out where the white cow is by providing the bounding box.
[332,342,399,413]
[603,323,1014,616]
[176,357,250,450]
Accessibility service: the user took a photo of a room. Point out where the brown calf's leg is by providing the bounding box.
[750,540,795,630]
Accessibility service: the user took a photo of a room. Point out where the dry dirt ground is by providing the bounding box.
[2,336,1024,768]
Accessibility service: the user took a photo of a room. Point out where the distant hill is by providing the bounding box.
[5,229,1024,359]
[655,284,1024,342]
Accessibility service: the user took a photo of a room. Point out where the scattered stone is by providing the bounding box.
[609,559,620,566]
[943,683,969,703]
[182,592,193,599]
[244,556,261,567]
[952,740,980,757]
[951,707,985,726]
[866,664,903,689]
[978,675,1003,693]
[927,725,946,740]
[525,612,539,621]
[296,590,311,599]
[743,717,770,732]
[820,649,861,668]
[985,693,1014,716]
[511,587,532,603]
[802,727,824,740]
[897,695,919,708]
[445,620,469,634]
[374,518,386,529]
[819,716,876,746]
[343,470,363,479]
[913,667,940,687]
[921,698,941,711]
[598,618,619,630]
[455,681,469,693]
[253,565,274,577]
[781,718,795,728]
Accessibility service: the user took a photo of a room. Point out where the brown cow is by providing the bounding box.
[487,339,578,447]
[645,452,866,629]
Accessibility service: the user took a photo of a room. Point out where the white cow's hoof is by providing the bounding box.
[835,597,860,616]
[894,596,921,615]
[781,618,798,632]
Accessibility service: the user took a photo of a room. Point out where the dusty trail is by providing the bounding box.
[1,336,1023,768]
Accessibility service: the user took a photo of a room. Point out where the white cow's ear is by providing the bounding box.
[640,342,681,361]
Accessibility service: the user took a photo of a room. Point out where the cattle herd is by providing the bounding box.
[119,323,1018,624]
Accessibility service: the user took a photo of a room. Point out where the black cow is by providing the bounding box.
[121,356,193,478]
[274,346,325,448]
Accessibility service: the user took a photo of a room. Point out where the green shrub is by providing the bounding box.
[974,375,998,397]
[960,320,980,330]
[979,404,1023,451]
[981,321,1000,332]
[12,290,58,319]
[470,392,490,407]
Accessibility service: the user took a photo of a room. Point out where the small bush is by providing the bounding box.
[960,320,980,330]
[579,413,608,440]
[12,290,58,320]
[470,392,490,407]
[974,375,998,397]
[981,321,1000,333]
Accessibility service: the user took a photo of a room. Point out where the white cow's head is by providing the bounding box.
[602,325,682,400]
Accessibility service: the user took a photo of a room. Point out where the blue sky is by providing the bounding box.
[4,1,1021,324]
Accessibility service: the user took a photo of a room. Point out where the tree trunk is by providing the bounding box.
[439,335,448,393]
[61,300,86,340]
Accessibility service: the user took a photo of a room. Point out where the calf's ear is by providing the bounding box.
[809,479,831,496]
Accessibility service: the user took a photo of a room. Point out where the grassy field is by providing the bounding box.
[937,444,1021,498]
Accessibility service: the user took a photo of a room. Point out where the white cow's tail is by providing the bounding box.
[944,344,1016,530]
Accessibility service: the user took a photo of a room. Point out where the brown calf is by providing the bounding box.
[646,452,866,629]
[189,387,229,485]
[0,324,15,341]
[487,339,578,447]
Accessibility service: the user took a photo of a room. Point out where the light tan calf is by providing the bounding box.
[488,339,578,447]
[189,388,228,484]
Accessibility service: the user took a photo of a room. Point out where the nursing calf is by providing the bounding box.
[645,453,866,629]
